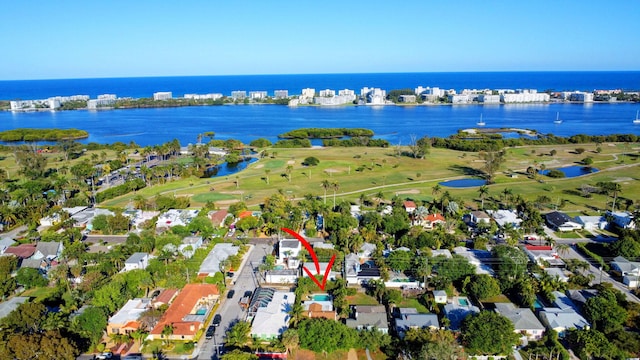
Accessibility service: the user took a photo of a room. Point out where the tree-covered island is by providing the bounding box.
[278,128,374,139]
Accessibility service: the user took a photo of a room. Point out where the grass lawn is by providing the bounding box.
[396,298,429,313]
[555,231,582,238]
[38,140,637,214]
[345,292,379,306]
[20,286,59,302]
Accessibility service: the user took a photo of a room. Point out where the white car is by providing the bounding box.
[96,353,113,360]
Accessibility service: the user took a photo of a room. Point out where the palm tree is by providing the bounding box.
[332,181,340,208]
[320,180,331,204]
[281,329,300,355]
[264,169,271,184]
[288,303,304,327]
[432,184,442,197]
[478,185,489,209]
[161,324,175,346]
[286,165,293,183]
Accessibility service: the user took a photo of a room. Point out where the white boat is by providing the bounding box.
[477,114,486,126]
[553,112,563,124]
[633,110,640,124]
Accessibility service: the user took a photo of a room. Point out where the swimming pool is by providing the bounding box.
[458,298,470,306]
[312,294,332,302]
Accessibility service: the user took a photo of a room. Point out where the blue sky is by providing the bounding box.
[1,0,638,80]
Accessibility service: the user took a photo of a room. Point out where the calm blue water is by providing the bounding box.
[440,179,488,188]
[1,72,640,147]
[539,166,599,178]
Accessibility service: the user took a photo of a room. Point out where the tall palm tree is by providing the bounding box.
[265,169,270,184]
[321,180,331,204]
[432,184,442,197]
[286,165,293,183]
[332,181,340,208]
[478,185,489,209]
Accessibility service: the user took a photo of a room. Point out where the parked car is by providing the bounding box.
[96,353,113,360]
[243,290,253,298]
[227,289,235,299]
[205,325,216,339]
[212,314,222,327]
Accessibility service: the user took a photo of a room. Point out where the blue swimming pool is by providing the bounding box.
[458,298,470,306]
[312,294,332,302]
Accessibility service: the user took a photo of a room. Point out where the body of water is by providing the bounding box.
[1,72,639,147]
[539,166,599,178]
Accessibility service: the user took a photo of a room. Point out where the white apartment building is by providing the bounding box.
[274,90,289,99]
[478,94,501,103]
[319,89,335,97]
[569,91,594,102]
[301,88,315,99]
[501,90,550,103]
[361,87,386,105]
[249,91,267,100]
[231,91,246,100]
[338,89,355,97]
[153,92,173,100]
[448,94,471,104]
[184,93,223,100]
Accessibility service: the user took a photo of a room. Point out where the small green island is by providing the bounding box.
[278,127,374,139]
[0,128,89,142]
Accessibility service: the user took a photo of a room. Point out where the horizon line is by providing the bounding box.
[2,69,640,82]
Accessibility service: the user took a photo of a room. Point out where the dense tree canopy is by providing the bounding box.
[461,311,519,355]
[297,318,358,353]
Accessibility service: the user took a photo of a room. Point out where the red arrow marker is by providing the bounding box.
[281,227,336,291]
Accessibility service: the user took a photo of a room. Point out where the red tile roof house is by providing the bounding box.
[149,284,219,341]
[4,244,37,260]
[152,288,179,309]
[208,209,229,228]
[403,201,417,213]
[413,213,446,229]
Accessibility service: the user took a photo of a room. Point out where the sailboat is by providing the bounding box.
[477,114,486,126]
[553,112,563,124]
[633,110,640,124]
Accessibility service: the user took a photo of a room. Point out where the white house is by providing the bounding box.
[250,291,296,341]
[156,209,199,229]
[469,211,491,225]
[198,243,240,276]
[574,215,607,231]
[265,269,299,284]
[433,290,447,304]
[487,209,522,228]
[607,211,635,229]
[123,252,151,272]
[278,239,302,269]
[611,256,640,277]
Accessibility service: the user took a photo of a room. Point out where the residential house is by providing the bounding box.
[566,289,598,311]
[523,245,565,268]
[0,238,16,254]
[403,201,417,213]
[345,254,381,284]
[358,242,376,259]
[611,256,640,288]
[607,211,635,229]
[19,241,63,272]
[494,302,545,341]
[107,298,151,335]
[250,290,296,341]
[4,244,37,263]
[179,236,203,258]
[452,247,494,275]
[278,239,302,269]
[394,308,439,338]
[198,243,240,276]
[152,289,179,309]
[302,295,336,320]
[469,210,491,225]
[433,290,448,304]
[208,209,229,228]
[545,211,582,232]
[149,284,219,341]
[123,210,159,231]
[74,207,115,230]
[345,305,389,334]
[538,291,589,337]
[123,252,151,272]
[414,213,446,229]
[543,268,570,282]
[443,297,480,330]
[156,209,199,229]
[487,209,522,228]
[574,215,607,231]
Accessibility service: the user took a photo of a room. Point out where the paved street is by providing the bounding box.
[196,242,270,360]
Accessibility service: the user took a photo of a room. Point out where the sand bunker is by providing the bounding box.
[395,189,420,194]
